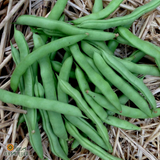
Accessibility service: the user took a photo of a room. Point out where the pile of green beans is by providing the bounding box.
[2,0,160,159]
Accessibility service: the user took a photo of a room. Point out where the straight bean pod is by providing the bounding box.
[16,15,116,41]
[10,34,87,92]
[78,0,160,29]
[36,34,68,140]
[0,88,84,117]
[93,52,152,117]
[69,43,121,112]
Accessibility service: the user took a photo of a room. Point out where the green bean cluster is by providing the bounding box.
[1,0,160,159]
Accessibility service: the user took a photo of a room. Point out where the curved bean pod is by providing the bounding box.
[40,110,69,160]
[71,139,80,150]
[51,61,76,79]
[10,43,24,92]
[81,41,100,58]
[93,52,152,117]
[118,26,160,70]
[47,0,68,20]
[124,50,145,63]
[10,34,87,92]
[14,28,37,131]
[65,115,108,150]
[86,90,151,119]
[102,50,156,112]
[65,120,121,160]
[103,116,141,131]
[69,43,121,112]
[16,15,116,41]
[78,0,160,29]
[117,57,160,76]
[58,78,112,152]
[72,0,123,24]
[34,82,68,159]
[92,0,103,13]
[75,65,108,121]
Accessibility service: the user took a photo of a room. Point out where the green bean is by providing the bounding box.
[58,78,112,152]
[93,52,152,117]
[75,65,108,121]
[10,43,24,92]
[49,37,59,60]
[102,49,156,112]
[78,0,160,29]
[47,0,68,20]
[57,56,73,103]
[118,94,129,105]
[92,0,103,13]
[14,28,37,131]
[34,81,68,159]
[43,29,66,37]
[88,40,113,55]
[16,15,117,41]
[28,123,44,159]
[65,120,121,160]
[13,29,43,158]
[17,114,25,127]
[106,110,115,116]
[103,116,141,131]
[108,39,119,53]
[40,110,69,159]
[86,90,150,119]
[84,55,101,75]
[0,88,84,117]
[59,14,65,21]
[10,34,87,92]
[14,27,29,61]
[57,57,108,150]
[81,41,100,58]
[72,0,123,24]
[116,36,135,47]
[65,115,108,150]
[118,26,160,70]
[33,34,67,140]
[51,61,76,79]
[62,50,71,63]
[124,50,146,63]
[71,139,80,150]
[69,43,121,112]
[59,138,68,155]
[116,57,160,76]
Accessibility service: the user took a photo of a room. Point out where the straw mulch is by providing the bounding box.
[0,0,160,160]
